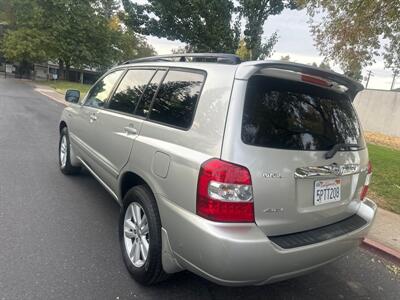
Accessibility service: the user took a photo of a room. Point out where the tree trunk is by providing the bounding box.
[80,70,84,84]
[65,62,70,81]
[391,72,397,90]
[58,59,64,80]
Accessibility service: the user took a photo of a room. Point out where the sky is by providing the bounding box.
[142,7,397,90]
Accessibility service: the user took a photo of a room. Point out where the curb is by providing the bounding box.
[22,80,68,106]
[362,238,400,262]
[36,89,67,106]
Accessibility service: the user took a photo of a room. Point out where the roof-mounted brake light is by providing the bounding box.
[301,74,330,87]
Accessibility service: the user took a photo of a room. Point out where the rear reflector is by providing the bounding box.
[301,74,330,87]
[360,161,372,201]
[196,159,254,222]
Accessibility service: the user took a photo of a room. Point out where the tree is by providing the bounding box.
[310,60,332,70]
[258,32,278,60]
[1,0,113,74]
[1,28,48,63]
[115,30,156,62]
[99,0,120,19]
[0,0,49,72]
[0,0,38,29]
[1,0,156,81]
[171,45,194,54]
[238,0,295,60]
[280,55,291,61]
[122,0,240,53]
[301,0,400,79]
[236,39,251,61]
[49,1,114,73]
[318,60,331,71]
[0,0,14,25]
[122,0,296,58]
[343,61,363,82]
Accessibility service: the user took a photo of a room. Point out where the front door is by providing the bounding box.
[71,69,125,171]
[88,68,160,190]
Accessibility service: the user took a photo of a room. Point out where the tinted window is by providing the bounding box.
[149,70,204,128]
[135,70,166,117]
[108,69,155,114]
[84,70,124,108]
[242,76,365,150]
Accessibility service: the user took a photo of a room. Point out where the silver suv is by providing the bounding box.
[59,54,376,286]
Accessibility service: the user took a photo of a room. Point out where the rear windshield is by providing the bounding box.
[242,76,365,151]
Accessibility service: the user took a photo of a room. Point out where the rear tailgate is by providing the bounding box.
[221,62,369,236]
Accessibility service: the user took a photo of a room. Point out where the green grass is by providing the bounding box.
[368,143,400,214]
[42,80,91,95]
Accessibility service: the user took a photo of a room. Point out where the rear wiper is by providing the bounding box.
[325,143,360,159]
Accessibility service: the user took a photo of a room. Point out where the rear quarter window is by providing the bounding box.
[242,76,365,151]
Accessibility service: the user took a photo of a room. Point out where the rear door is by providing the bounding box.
[222,73,369,236]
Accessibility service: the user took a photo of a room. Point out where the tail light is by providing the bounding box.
[360,161,372,201]
[196,159,254,222]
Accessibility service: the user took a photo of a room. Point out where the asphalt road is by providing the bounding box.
[0,77,399,300]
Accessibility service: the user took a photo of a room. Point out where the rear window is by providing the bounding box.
[242,76,365,151]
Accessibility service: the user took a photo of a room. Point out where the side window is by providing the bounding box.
[149,70,204,129]
[84,70,124,108]
[108,69,155,114]
[135,70,166,117]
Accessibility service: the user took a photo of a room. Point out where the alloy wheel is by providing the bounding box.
[123,202,150,267]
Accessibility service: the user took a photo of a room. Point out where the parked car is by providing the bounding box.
[58,54,376,286]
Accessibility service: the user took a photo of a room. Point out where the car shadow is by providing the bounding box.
[63,170,388,300]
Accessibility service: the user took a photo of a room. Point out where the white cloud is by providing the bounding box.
[263,9,318,58]
[146,36,185,54]
[262,9,399,90]
[139,6,397,90]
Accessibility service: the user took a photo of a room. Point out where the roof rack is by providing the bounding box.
[122,53,241,65]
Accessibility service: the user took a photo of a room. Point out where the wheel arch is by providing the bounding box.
[59,120,67,133]
[118,170,183,274]
[119,171,155,204]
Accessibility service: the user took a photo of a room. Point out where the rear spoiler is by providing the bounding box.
[235,61,364,101]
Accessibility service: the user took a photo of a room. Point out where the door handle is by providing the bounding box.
[89,114,97,122]
[124,126,137,135]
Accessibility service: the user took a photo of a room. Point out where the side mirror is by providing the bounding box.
[65,89,80,103]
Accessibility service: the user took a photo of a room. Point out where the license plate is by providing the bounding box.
[314,179,341,206]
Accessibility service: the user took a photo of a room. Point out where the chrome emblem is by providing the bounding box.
[263,208,284,213]
[262,172,282,179]
[329,163,359,176]
[330,163,342,176]
[294,163,360,178]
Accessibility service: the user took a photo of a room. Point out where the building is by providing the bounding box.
[34,62,100,84]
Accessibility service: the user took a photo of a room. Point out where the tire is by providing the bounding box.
[119,185,168,285]
[59,127,81,175]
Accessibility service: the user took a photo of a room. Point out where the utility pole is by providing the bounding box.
[365,70,373,89]
[390,71,398,90]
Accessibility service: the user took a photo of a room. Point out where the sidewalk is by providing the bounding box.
[27,80,67,105]
[365,207,400,259]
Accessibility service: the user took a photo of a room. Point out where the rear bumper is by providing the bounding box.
[160,197,377,286]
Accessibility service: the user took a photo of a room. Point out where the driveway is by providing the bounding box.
[0,77,399,299]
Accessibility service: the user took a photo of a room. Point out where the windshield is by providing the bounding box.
[242,76,365,151]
